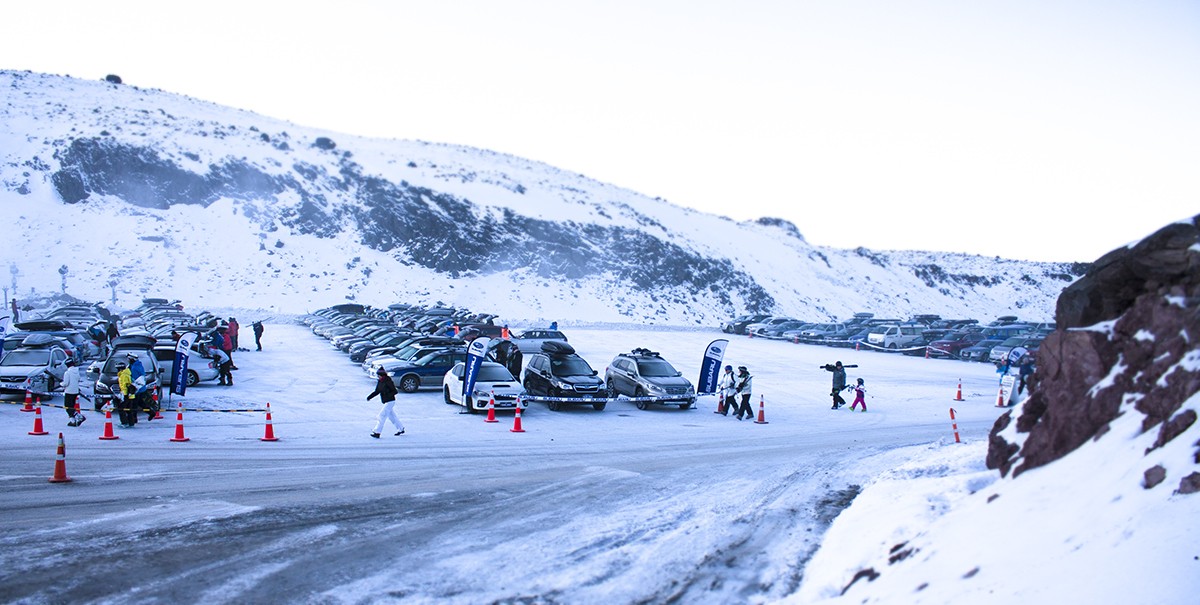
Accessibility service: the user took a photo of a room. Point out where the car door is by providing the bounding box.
[614,359,638,394]
[524,355,548,394]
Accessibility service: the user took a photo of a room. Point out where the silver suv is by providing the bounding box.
[604,348,696,410]
[866,324,925,350]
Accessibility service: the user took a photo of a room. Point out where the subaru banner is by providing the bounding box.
[171,332,193,396]
[462,337,491,399]
[697,339,729,394]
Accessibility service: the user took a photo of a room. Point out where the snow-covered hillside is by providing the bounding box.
[0,70,1080,323]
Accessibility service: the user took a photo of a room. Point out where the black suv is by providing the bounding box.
[522,341,606,411]
[604,348,696,410]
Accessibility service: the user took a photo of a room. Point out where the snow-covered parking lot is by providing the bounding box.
[1,321,1013,603]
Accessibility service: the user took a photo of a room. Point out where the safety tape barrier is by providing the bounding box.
[518,395,609,404]
[854,341,929,353]
[2,400,266,413]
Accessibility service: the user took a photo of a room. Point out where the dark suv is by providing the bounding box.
[522,341,606,411]
[604,348,696,410]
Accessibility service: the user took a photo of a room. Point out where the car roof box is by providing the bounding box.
[540,340,575,355]
[16,319,75,331]
[21,333,58,347]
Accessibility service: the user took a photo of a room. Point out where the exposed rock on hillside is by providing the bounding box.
[988,215,1200,494]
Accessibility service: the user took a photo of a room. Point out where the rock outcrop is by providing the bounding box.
[988,215,1200,492]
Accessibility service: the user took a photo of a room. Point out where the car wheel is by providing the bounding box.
[606,379,618,399]
[443,386,454,405]
[678,403,690,410]
[888,343,898,350]
[592,401,606,411]
[186,370,200,387]
[466,396,479,414]
[399,375,420,393]
[634,387,648,410]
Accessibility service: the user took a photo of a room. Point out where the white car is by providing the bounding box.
[152,344,220,388]
[442,361,527,414]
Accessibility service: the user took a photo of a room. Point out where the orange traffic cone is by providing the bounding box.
[170,402,190,442]
[28,399,49,435]
[994,387,1006,408]
[21,389,35,412]
[152,390,164,419]
[714,396,726,415]
[954,380,964,402]
[484,392,498,423]
[49,432,72,483]
[510,398,526,433]
[754,395,769,424]
[261,402,279,441]
[99,408,120,440]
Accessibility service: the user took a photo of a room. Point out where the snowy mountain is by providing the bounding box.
[0,70,1081,323]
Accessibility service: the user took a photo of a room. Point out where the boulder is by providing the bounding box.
[988,215,1200,479]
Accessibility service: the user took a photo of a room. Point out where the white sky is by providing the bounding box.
[5,0,1198,262]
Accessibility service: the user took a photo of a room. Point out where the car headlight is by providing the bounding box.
[556,381,575,391]
[472,389,491,400]
[95,382,111,393]
[647,384,667,394]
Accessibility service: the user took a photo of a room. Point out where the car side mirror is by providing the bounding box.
[591,370,598,376]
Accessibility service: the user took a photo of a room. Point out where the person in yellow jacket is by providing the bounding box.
[116,361,137,428]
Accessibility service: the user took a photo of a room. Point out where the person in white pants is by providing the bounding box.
[367,367,404,438]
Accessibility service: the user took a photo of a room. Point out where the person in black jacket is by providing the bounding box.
[821,361,857,410]
[368,367,405,438]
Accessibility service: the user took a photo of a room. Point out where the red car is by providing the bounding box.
[926,332,986,359]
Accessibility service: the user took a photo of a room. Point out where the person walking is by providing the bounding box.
[63,358,85,426]
[252,321,264,351]
[127,353,154,422]
[821,361,853,409]
[849,378,868,412]
[367,367,404,438]
[733,366,754,420]
[116,360,137,427]
[716,365,737,416]
[212,327,233,385]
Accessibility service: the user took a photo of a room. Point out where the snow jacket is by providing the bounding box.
[735,372,753,397]
[129,358,149,393]
[824,365,847,391]
[368,374,398,403]
[718,371,737,398]
[118,367,133,399]
[62,366,80,395]
[228,319,240,338]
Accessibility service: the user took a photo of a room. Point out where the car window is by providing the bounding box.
[1,350,51,365]
[636,359,677,377]
[478,365,515,381]
[550,356,593,376]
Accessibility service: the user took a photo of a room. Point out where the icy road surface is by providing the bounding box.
[0,323,1010,604]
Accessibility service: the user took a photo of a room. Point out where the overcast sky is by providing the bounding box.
[5,1,1197,262]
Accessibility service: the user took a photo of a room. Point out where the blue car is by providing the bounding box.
[386,349,468,393]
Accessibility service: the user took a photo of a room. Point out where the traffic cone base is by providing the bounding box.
[49,433,72,483]
[99,409,120,440]
[21,390,35,412]
[28,402,50,435]
[261,402,279,441]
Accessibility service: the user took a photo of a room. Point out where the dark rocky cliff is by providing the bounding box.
[988,215,1200,495]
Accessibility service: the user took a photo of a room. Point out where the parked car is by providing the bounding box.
[442,361,527,413]
[152,343,219,388]
[604,348,696,410]
[510,329,569,354]
[0,334,72,394]
[522,341,606,411]
[88,335,163,411]
[745,316,797,336]
[385,348,468,393]
[959,338,1006,362]
[757,320,809,339]
[866,324,925,350]
[926,332,987,359]
[988,336,1044,365]
[721,314,771,335]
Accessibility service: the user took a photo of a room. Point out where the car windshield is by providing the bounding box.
[636,359,678,377]
[104,352,152,373]
[478,366,516,382]
[1,350,50,365]
[550,356,593,376]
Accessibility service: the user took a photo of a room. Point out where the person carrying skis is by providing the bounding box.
[821,361,856,409]
[849,377,868,412]
[252,321,265,351]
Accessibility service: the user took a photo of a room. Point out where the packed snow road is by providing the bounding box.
[0,323,1010,604]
